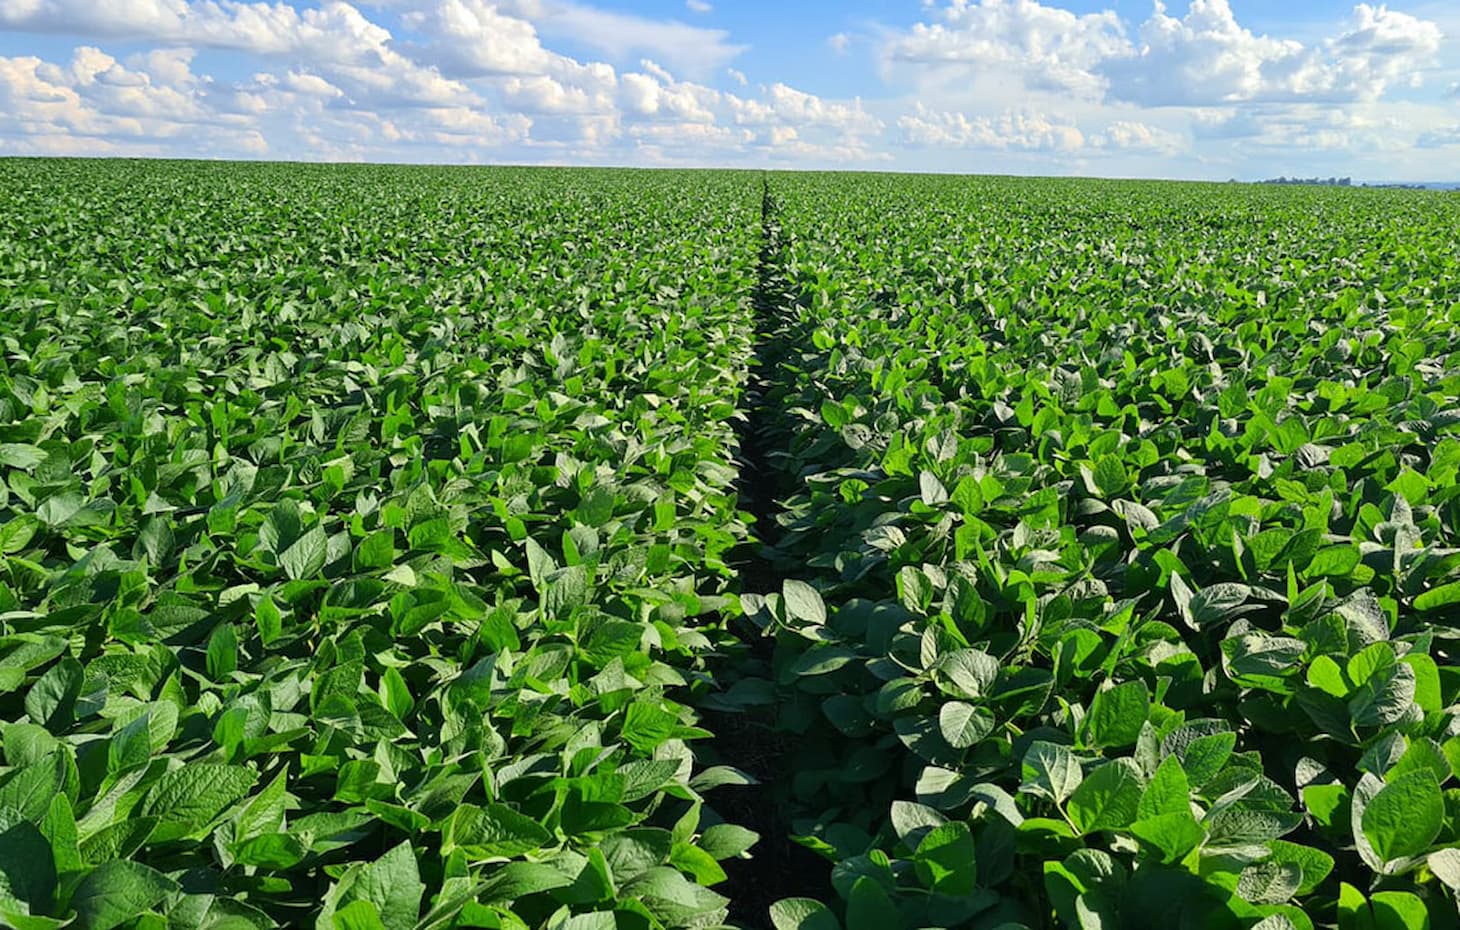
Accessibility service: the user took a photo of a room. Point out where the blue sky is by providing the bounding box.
[1,0,1457,179]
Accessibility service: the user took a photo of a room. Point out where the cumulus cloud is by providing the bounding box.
[1,0,475,107]
[1189,103,1411,158]
[1101,0,1442,106]
[400,0,560,78]
[884,0,1130,98]
[897,103,1085,151]
[0,46,265,155]
[883,0,1443,107]
[1090,119,1182,153]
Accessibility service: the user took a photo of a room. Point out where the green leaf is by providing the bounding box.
[1175,731,1235,787]
[699,824,758,860]
[938,701,994,749]
[783,580,827,625]
[234,768,289,844]
[332,900,387,930]
[0,815,57,914]
[1,734,68,807]
[1137,755,1191,820]
[354,529,395,571]
[39,794,81,876]
[846,877,903,930]
[0,444,46,470]
[444,804,552,859]
[1414,580,1460,612]
[261,500,303,553]
[1091,455,1129,498]
[1267,840,1335,896]
[280,526,328,580]
[913,821,978,895]
[889,801,947,846]
[25,657,83,731]
[140,763,257,842]
[380,667,413,721]
[1307,545,1361,578]
[1303,783,1350,829]
[769,898,841,930]
[1068,760,1142,835]
[254,593,282,646]
[1371,891,1430,930]
[350,841,423,929]
[206,622,238,680]
[1361,770,1443,863]
[919,470,949,506]
[1237,860,1302,904]
[621,702,676,753]
[36,492,84,528]
[1129,812,1204,864]
[70,860,177,930]
[1082,680,1149,749]
[935,648,1000,699]
[1021,741,1083,805]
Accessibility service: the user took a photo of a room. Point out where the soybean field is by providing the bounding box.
[2,159,1460,930]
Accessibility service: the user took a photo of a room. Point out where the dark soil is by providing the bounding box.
[707,178,834,929]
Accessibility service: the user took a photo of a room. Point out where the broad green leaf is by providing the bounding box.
[1068,760,1142,835]
[280,526,328,580]
[1082,680,1149,749]
[140,764,257,842]
[845,876,903,930]
[769,898,841,930]
[1130,812,1204,863]
[939,701,994,749]
[1360,770,1443,863]
[935,649,1000,699]
[1414,580,1460,612]
[1137,755,1191,820]
[783,580,827,626]
[1021,741,1082,805]
[913,821,978,895]
[70,860,177,930]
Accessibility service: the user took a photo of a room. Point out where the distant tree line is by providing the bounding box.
[1259,176,1353,186]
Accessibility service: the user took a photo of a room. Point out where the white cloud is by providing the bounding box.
[882,1,1444,107]
[0,46,266,155]
[884,0,1130,98]
[686,0,712,13]
[1090,119,1182,153]
[726,67,747,86]
[619,61,719,122]
[1101,0,1443,106]
[284,70,345,98]
[401,0,558,77]
[897,103,1085,151]
[729,83,883,138]
[498,0,744,78]
[1417,125,1460,147]
[828,32,851,54]
[1,0,476,107]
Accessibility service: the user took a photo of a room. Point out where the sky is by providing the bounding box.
[1,0,1458,180]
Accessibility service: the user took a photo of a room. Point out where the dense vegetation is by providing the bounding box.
[2,160,1459,930]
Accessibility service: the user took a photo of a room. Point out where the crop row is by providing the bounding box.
[0,161,765,930]
[748,175,1460,929]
